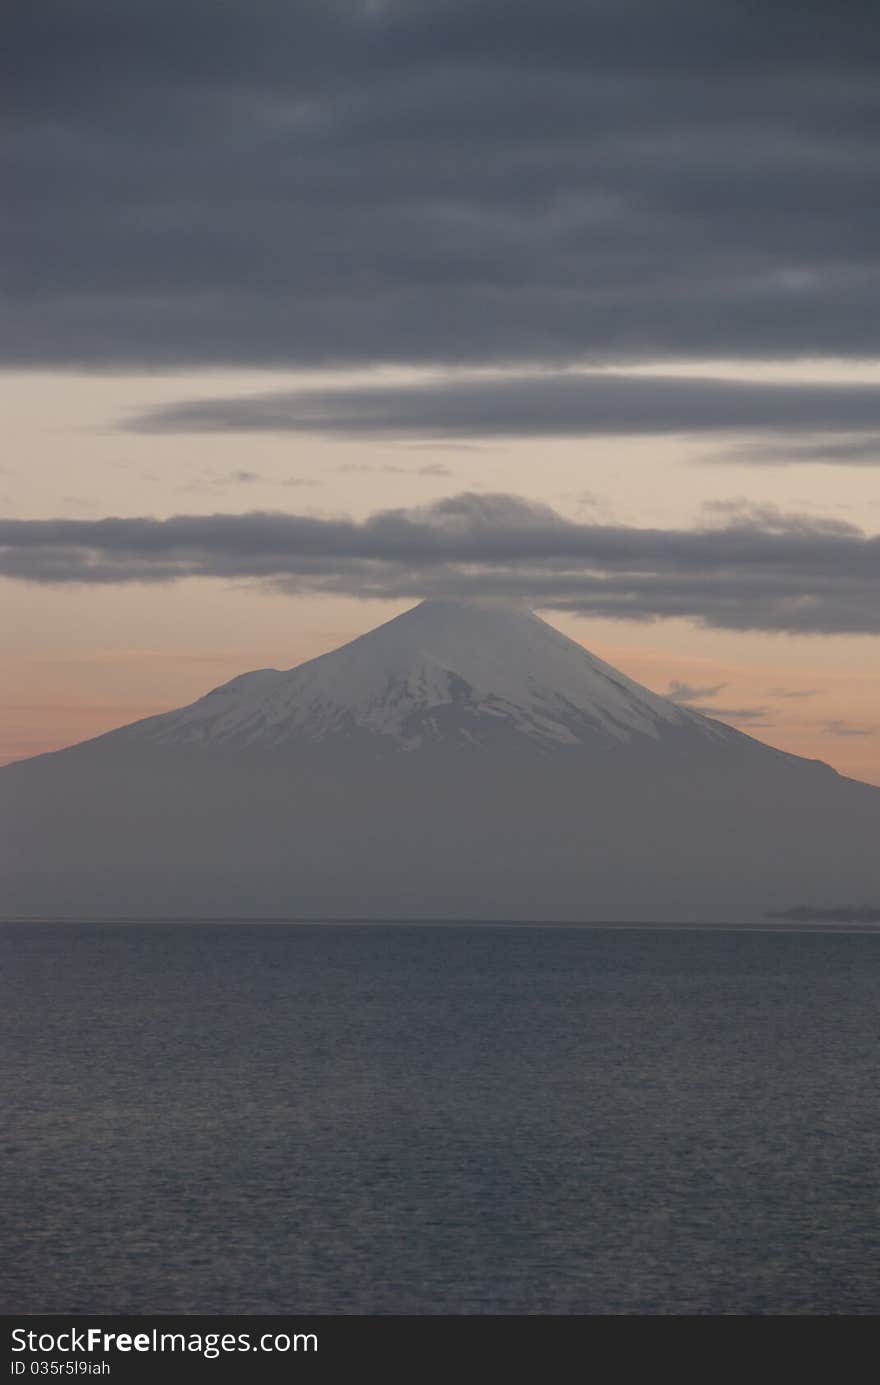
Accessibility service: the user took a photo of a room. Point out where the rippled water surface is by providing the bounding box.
[2,921,879,1314]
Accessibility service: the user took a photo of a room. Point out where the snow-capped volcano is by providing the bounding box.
[112,599,733,754]
[2,599,879,922]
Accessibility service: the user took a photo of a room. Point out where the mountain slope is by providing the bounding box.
[1,600,878,922]
[103,599,746,755]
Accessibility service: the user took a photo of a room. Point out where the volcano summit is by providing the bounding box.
[2,600,878,921]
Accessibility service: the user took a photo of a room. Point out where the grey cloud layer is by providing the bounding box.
[713,436,880,465]
[129,373,880,447]
[4,1,880,368]
[666,680,727,703]
[2,493,878,634]
[682,705,772,724]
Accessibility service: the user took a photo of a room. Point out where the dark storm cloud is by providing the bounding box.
[2,492,879,634]
[128,373,880,441]
[4,2,880,369]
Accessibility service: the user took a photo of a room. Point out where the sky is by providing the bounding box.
[3,0,879,782]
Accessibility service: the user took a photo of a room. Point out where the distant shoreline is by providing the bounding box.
[4,915,880,933]
[765,905,880,924]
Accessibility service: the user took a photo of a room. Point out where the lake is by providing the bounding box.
[2,921,878,1314]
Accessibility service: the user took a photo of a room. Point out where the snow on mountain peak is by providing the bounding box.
[113,598,736,753]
